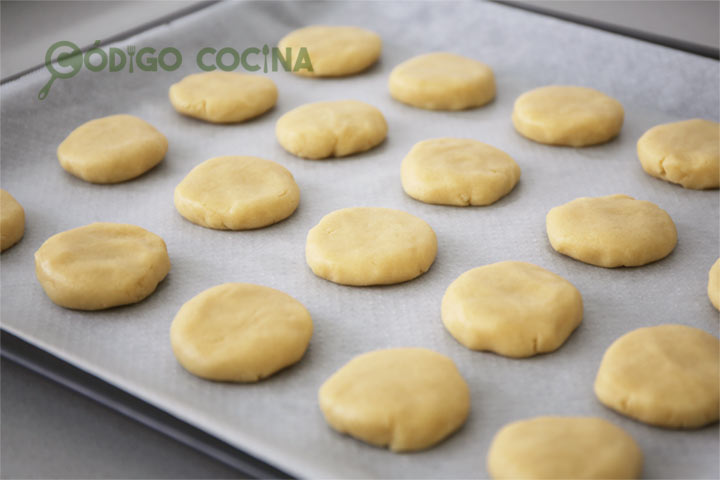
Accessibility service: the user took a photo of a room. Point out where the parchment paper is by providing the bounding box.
[2,2,718,478]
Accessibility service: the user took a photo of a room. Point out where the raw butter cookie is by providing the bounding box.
[401,138,520,206]
[389,52,495,110]
[512,86,624,147]
[278,25,381,77]
[442,261,582,357]
[546,194,677,267]
[595,324,720,428]
[169,72,278,123]
[34,223,170,310]
[57,114,168,183]
[276,100,387,159]
[637,119,719,189]
[318,348,470,452]
[174,156,299,230]
[1,189,25,252]
[306,207,437,286]
[171,283,312,382]
[709,258,720,311]
[487,416,643,479]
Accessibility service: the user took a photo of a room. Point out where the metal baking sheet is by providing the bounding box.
[1,2,718,478]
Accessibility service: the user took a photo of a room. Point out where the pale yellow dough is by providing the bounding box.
[709,258,720,311]
[442,261,582,357]
[34,223,170,310]
[595,324,720,428]
[276,100,387,159]
[169,72,278,123]
[318,348,470,452]
[174,156,299,230]
[401,138,521,206]
[637,119,720,190]
[389,52,495,110]
[57,114,167,183]
[170,283,312,382]
[278,25,381,77]
[512,86,624,147]
[1,189,25,252]
[306,207,437,286]
[546,194,677,267]
[487,416,643,479]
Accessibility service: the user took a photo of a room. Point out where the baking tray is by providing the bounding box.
[1,1,718,478]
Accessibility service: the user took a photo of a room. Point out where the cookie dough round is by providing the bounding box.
[401,138,521,206]
[171,283,312,382]
[57,114,168,183]
[276,100,387,159]
[169,72,278,123]
[595,324,720,428]
[1,189,25,252]
[709,258,720,311]
[487,416,643,479]
[637,119,720,190]
[34,223,170,310]
[306,207,437,286]
[546,194,677,268]
[278,25,381,77]
[389,53,495,110]
[174,156,299,230]
[318,348,470,452]
[442,261,582,357]
[512,86,624,147]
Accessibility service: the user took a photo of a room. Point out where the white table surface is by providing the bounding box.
[1,1,718,478]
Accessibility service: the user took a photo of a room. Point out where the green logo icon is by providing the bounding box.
[39,41,83,100]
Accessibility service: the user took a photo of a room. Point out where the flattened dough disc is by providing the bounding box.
[487,416,643,479]
[276,100,387,159]
[319,348,470,451]
[1,189,25,252]
[174,156,300,230]
[171,283,313,382]
[637,118,720,190]
[595,324,720,428]
[169,72,277,123]
[442,261,582,357]
[278,25,381,77]
[546,194,677,267]
[57,114,168,183]
[34,223,170,310]
[401,138,520,206]
[512,86,624,147]
[709,258,720,311]
[306,207,437,286]
[389,52,495,110]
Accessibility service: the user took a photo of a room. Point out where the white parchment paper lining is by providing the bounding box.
[2,2,718,478]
